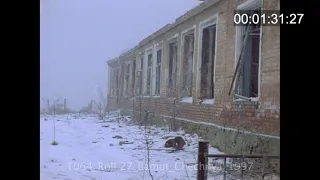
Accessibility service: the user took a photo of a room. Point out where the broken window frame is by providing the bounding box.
[111,68,116,96]
[199,24,217,100]
[181,32,195,98]
[155,49,162,95]
[138,56,144,96]
[115,66,120,98]
[233,7,261,101]
[167,40,178,97]
[108,67,112,96]
[131,59,136,96]
[124,62,131,97]
[146,52,153,95]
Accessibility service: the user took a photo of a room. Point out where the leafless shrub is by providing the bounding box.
[142,110,155,180]
[41,96,75,115]
[79,105,91,114]
[93,87,108,120]
[41,96,63,115]
[167,72,179,131]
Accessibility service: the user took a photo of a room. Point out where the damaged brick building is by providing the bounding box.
[106,0,280,154]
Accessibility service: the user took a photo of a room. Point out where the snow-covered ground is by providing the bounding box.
[40,111,227,180]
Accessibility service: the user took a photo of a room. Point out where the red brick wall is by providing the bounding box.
[107,0,280,136]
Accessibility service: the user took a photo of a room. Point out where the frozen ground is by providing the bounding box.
[40,111,227,180]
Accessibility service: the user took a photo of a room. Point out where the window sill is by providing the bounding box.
[233,97,260,109]
[234,95,259,102]
[200,98,214,105]
[152,95,161,99]
[180,97,193,104]
[136,95,161,99]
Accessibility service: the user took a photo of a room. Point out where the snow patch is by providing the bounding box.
[180,97,192,103]
[201,99,214,104]
[234,99,245,102]
[40,112,226,180]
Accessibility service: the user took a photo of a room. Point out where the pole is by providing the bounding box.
[197,140,209,180]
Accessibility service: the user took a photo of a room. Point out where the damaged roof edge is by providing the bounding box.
[106,44,139,64]
[106,57,118,65]
[119,44,140,59]
[106,0,221,63]
[138,24,171,46]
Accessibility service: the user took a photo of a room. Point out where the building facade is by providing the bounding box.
[106,0,280,154]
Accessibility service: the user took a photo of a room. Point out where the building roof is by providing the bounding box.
[106,0,221,64]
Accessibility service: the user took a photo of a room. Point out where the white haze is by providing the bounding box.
[40,0,201,110]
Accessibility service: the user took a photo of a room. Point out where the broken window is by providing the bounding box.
[181,33,194,97]
[235,9,261,99]
[114,68,118,96]
[146,53,152,95]
[124,63,130,96]
[138,56,143,95]
[115,67,119,97]
[200,25,216,99]
[131,59,136,96]
[168,42,178,97]
[111,68,116,96]
[109,68,112,96]
[155,49,162,95]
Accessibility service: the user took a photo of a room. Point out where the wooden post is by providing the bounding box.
[197,140,209,180]
[223,157,227,180]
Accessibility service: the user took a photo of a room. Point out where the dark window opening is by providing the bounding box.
[200,25,216,99]
[235,9,261,98]
[146,53,152,95]
[138,57,143,95]
[181,33,194,97]
[155,49,162,95]
[112,68,116,96]
[116,67,119,97]
[131,60,136,96]
[110,68,114,96]
[168,42,178,97]
[125,63,130,96]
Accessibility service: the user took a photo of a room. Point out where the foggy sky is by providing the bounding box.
[40,0,201,110]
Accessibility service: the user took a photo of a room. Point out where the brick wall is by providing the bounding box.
[107,0,280,138]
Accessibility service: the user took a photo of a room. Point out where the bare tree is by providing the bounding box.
[41,95,63,115]
[133,70,160,180]
[52,97,62,116]
[167,72,179,131]
[93,87,108,120]
[42,95,61,145]
[142,110,155,180]
[41,97,50,114]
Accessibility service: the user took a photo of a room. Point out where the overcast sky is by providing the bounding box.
[40,0,201,110]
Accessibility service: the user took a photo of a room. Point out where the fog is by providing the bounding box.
[40,0,201,110]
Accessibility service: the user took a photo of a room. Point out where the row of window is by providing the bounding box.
[109,1,262,102]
